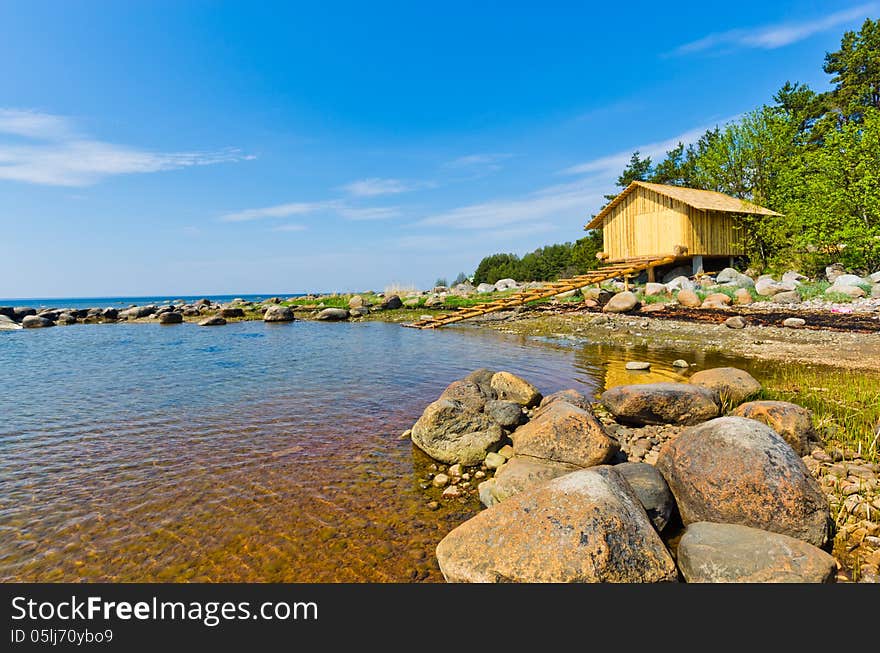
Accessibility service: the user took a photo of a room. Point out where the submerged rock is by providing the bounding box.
[410,379,503,465]
[655,416,831,546]
[436,466,678,583]
[677,522,836,583]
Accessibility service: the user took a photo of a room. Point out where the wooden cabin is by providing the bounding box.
[584,181,780,274]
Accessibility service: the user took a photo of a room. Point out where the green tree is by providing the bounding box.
[452,272,470,285]
[781,109,880,272]
[823,18,880,123]
[604,151,652,201]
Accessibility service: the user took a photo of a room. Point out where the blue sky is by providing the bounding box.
[1,0,877,297]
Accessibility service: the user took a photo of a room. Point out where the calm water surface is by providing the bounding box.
[0,320,761,582]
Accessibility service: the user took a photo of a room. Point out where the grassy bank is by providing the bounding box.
[758,367,880,461]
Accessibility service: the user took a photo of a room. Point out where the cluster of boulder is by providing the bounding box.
[409,366,854,582]
[596,264,880,317]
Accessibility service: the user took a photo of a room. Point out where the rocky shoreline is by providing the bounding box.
[406,368,879,583]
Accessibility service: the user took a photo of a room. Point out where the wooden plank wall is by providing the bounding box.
[603,186,745,258]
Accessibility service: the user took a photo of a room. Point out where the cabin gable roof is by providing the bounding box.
[584,181,782,230]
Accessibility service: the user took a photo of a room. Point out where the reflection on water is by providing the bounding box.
[0,320,769,582]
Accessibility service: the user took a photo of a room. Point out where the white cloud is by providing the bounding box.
[0,108,252,186]
[444,153,512,171]
[220,200,341,222]
[560,122,729,176]
[672,4,877,55]
[338,206,402,221]
[272,224,308,232]
[341,177,432,197]
[418,121,729,233]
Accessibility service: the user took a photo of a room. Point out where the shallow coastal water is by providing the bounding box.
[0,320,762,582]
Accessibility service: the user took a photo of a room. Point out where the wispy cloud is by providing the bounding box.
[560,121,733,176]
[338,206,402,221]
[272,224,308,232]
[0,108,254,186]
[341,177,433,197]
[419,121,727,232]
[445,153,512,171]
[418,183,604,231]
[220,201,341,223]
[672,4,877,56]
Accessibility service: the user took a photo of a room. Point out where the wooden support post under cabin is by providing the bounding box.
[623,275,629,291]
[646,267,655,283]
[692,255,704,275]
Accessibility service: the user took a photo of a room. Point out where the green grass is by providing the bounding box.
[640,293,673,304]
[796,280,830,300]
[758,366,880,460]
[823,291,855,303]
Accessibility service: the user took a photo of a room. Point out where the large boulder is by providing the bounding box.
[484,400,524,428]
[688,367,761,405]
[219,306,245,318]
[263,305,295,322]
[119,305,154,319]
[198,316,227,326]
[490,371,542,407]
[644,282,667,297]
[614,462,676,532]
[158,312,183,324]
[755,276,796,297]
[603,291,639,314]
[827,284,865,298]
[716,268,754,287]
[0,306,14,319]
[773,290,801,304]
[436,467,678,583]
[538,389,593,412]
[410,379,502,465]
[479,456,579,507]
[348,295,364,309]
[655,416,831,546]
[833,274,867,287]
[600,383,720,426]
[665,276,695,292]
[12,307,36,319]
[734,288,753,305]
[494,278,518,291]
[676,289,701,307]
[510,401,618,468]
[21,315,54,328]
[731,400,816,456]
[381,295,403,309]
[677,522,836,583]
[0,314,23,330]
[476,283,496,294]
[662,266,692,284]
[316,308,350,321]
